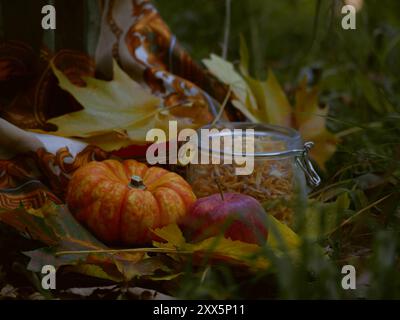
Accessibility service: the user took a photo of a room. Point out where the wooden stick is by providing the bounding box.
[56,247,192,256]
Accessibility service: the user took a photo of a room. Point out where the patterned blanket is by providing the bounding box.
[0,0,239,210]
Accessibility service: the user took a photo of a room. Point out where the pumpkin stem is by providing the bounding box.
[214,177,225,201]
[129,175,146,190]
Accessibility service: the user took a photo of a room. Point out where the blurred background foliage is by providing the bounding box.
[156,0,399,109]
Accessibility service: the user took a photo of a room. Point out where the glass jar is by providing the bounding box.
[186,122,321,225]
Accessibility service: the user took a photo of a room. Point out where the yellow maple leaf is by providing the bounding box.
[30,60,169,150]
[152,215,300,270]
[49,60,162,139]
[33,60,213,151]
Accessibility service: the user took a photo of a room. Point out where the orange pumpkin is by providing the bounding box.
[66,159,196,245]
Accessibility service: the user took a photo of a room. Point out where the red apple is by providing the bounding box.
[180,193,268,245]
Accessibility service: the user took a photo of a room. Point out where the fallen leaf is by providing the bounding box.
[61,285,175,300]
[152,216,300,270]
[113,255,168,281]
[62,285,117,298]
[62,264,121,282]
[242,69,292,126]
[203,41,338,169]
[32,60,211,151]
[266,214,301,250]
[0,284,18,299]
[203,44,291,126]
[152,224,186,249]
[294,79,339,169]
[0,202,168,282]
[203,54,250,105]
[48,60,162,139]
[0,204,59,246]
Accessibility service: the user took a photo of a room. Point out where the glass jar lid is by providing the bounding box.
[199,122,302,158]
[196,122,321,187]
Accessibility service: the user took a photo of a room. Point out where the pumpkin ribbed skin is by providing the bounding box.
[66,159,196,245]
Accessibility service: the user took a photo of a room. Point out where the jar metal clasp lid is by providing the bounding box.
[295,142,321,188]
